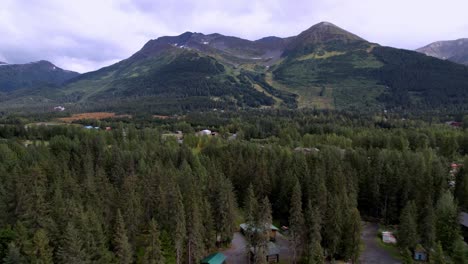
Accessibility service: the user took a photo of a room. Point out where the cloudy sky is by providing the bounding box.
[1,0,467,73]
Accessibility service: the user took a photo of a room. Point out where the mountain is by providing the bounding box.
[0,60,79,92]
[6,22,468,113]
[417,39,468,65]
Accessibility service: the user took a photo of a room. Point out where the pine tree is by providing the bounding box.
[342,208,362,263]
[308,240,325,264]
[435,192,460,254]
[212,175,237,246]
[289,180,304,264]
[304,201,323,264]
[244,184,258,260]
[255,196,272,264]
[418,195,435,249]
[57,222,89,264]
[174,187,186,264]
[142,219,164,264]
[402,248,413,264]
[113,209,133,264]
[451,239,467,264]
[185,189,204,264]
[3,243,26,264]
[398,201,418,250]
[430,241,447,264]
[455,159,468,211]
[29,229,53,264]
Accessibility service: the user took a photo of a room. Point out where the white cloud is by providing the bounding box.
[1,0,467,73]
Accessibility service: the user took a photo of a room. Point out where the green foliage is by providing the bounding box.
[398,201,418,250]
[435,192,460,254]
[113,209,133,264]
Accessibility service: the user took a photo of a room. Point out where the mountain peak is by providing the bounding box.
[300,21,365,42]
[283,22,367,56]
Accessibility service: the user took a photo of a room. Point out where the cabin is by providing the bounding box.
[414,244,428,261]
[250,242,280,263]
[461,212,468,243]
[200,253,226,264]
[240,223,279,242]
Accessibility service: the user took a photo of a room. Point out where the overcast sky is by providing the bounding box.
[1,0,467,73]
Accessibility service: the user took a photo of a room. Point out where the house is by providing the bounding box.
[382,231,397,244]
[200,253,226,264]
[414,244,428,261]
[240,223,279,242]
[250,242,280,263]
[198,129,212,136]
[461,212,468,242]
[446,121,462,128]
[53,106,65,111]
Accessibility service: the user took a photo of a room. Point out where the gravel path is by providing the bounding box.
[222,232,292,264]
[359,223,401,264]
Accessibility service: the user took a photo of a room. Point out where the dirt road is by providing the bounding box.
[360,223,401,264]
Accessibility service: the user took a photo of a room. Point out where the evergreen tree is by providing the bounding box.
[244,184,258,261]
[430,241,447,264]
[29,229,53,264]
[402,248,413,264]
[113,209,133,264]
[174,187,186,264]
[435,192,460,254]
[308,240,325,264]
[342,208,362,263]
[398,201,418,250]
[255,196,272,264]
[142,219,164,264]
[304,201,323,264]
[57,222,89,264]
[289,180,304,264]
[451,239,467,264]
[185,189,204,264]
[3,243,26,264]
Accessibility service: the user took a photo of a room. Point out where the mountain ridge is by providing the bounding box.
[3,22,468,113]
[417,38,468,65]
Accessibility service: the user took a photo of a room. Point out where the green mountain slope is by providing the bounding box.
[5,22,468,113]
[0,60,79,92]
[269,23,468,110]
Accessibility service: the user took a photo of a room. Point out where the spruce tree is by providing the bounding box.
[142,219,164,264]
[402,248,413,264]
[174,188,186,264]
[57,222,89,264]
[342,208,362,263]
[309,240,325,264]
[29,229,53,264]
[256,196,272,264]
[3,243,26,264]
[304,201,323,264]
[435,192,460,254]
[289,180,304,264]
[430,241,447,264]
[113,209,133,264]
[398,201,418,250]
[451,239,467,264]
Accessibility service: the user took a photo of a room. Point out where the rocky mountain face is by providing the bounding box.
[417,39,468,65]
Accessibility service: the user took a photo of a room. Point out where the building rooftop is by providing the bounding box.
[201,253,226,264]
[461,212,468,228]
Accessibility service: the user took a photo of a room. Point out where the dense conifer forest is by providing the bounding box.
[0,110,467,263]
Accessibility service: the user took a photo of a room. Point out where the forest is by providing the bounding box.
[0,109,467,263]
